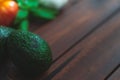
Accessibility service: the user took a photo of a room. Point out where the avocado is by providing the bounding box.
[0,26,14,63]
[7,30,52,76]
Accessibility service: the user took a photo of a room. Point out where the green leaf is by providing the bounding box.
[31,7,58,20]
[16,0,39,10]
[14,9,29,25]
[18,19,29,31]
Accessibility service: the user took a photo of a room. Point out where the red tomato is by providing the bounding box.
[0,1,19,26]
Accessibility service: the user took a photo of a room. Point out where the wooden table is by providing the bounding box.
[1,0,120,80]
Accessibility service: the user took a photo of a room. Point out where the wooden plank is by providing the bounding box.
[33,0,120,79]
[34,0,120,61]
[29,0,80,31]
[108,67,120,80]
[43,11,120,80]
[7,0,120,80]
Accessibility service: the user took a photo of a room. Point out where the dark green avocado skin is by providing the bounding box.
[0,26,14,63]
[7,30,52,76]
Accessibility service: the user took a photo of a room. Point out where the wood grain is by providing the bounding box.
[34,0,120,79]
[34,0,120,61]
[35,0,120,79]
[108,67,120,80]
[44,10,120,80]
[4,0,120,80]
[29,0,80,31]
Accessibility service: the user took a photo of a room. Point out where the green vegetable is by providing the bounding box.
[7,30,52,76]
[14,9,29,25]
[18,19,29,31]
[14,0,59,30]
[16,0,39,10]
[0,26,14,64]
[30,7,58,20]
[13,9,29,31]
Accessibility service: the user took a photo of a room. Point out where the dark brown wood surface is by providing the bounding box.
[108,67,120,80]
[46,10,120,80]
[35,0,120,60]
[3,0,120,80]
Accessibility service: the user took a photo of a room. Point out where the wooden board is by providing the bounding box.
[1,0,120,80]
[34,0,120,61]
[42,10,120,80]
[35,0,120,79]
[108,67,120,80]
